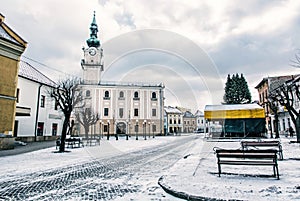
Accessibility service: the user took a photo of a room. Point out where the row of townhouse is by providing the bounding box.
[255,75,300,137]
[164,106,205,135]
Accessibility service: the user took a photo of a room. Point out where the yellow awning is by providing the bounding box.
[204,104,265,120]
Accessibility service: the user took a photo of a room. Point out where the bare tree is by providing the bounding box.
[48,77,82,152]
[268,77,300,142]
[75,107,99,139]
[290,50,300,68]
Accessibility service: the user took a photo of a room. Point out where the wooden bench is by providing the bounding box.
[215,149,279,179]
[241,140,283,160]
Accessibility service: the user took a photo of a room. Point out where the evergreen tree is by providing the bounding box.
[223,73,252,104]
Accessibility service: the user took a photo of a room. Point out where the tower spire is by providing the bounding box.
[86,11,100,48]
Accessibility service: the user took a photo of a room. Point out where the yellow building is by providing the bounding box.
[0,13,27,135]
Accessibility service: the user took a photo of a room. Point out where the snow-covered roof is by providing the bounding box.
[18,60,56,87]
[204,104,263,111]
[164,106,182,114]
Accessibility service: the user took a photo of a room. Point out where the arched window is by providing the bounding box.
[86,90,90,97]
[104,91,109,98]
[152,92,157,99]
[119,91,124,98]
[134,91,139,98]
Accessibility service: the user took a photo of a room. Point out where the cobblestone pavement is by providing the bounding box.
[0,135,198,200]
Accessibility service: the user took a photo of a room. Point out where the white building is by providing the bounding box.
[76,13,165,137]
[164,106,183,135]
[15,61,63,141]
[194,110,205,132]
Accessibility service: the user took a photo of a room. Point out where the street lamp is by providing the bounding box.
[152,121,155,138]
[126,120,129,140]
[144,120,147,140]
[148,121,151,138]
[107,120,110,140]
[99,120,102,139]
[135,119,138,140]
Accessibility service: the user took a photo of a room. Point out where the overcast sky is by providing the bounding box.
[2,0,300,112]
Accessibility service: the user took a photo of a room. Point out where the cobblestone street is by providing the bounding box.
[0,136,197,200]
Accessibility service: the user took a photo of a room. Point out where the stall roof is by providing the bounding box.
[204,104,265,120]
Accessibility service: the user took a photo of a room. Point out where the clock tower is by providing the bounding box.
[81,12,104,84]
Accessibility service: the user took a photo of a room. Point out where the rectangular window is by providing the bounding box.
[169,119,172,124]
[152,108,156,116]
[37,122,44,136]
[134,108,139,116]
[119,108,124,118]
[52,123,58,136]
[16,88,20,103]
[40,95,45,108]
[104,125,108,132]
[104,108,109,116]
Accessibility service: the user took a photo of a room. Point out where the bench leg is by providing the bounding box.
[275,165,279,180]
[218,163,221,177]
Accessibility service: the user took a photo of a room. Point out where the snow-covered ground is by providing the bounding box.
[0,136,180,177]
[161,136,300,200]
[1,135,300,200]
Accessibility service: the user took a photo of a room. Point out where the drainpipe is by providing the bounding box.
[34,84,42,142]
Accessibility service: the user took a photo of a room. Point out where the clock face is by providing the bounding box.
[89,48,97,56]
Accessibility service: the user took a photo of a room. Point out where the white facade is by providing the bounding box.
[15,61,63,141]
[164,106,183,135]
[194,110,205,132]
[76,14,165,137]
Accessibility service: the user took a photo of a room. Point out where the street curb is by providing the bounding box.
[158,176,225,201]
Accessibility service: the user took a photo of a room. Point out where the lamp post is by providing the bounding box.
[135,119,138,140]
[107,120,110,140]
[144,120,147,140]
[99,120,102,139]
[126,120,129,140]
[152,121,155,138]
[148,121,151,138]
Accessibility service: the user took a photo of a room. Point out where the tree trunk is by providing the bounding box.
[84,126,89,139]
[296,115,300,143]
[59,114,70,152]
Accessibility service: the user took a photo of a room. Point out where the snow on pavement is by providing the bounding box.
[162,136,300,200]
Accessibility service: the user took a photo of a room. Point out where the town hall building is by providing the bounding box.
[77,13,165,138]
